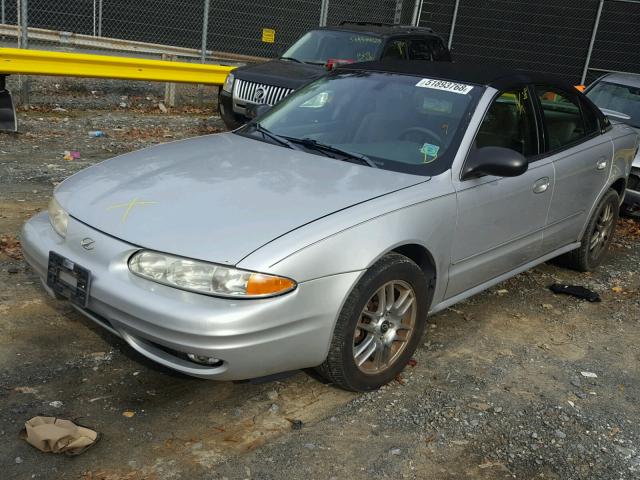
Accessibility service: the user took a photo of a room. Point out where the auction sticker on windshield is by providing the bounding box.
[416,78,474,95]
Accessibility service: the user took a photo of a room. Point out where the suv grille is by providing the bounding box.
[233,79,294,106]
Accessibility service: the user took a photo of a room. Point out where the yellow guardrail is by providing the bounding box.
[0,48,235,85]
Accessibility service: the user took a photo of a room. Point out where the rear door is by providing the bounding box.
[533,86,612,253]
[447,86,554,297]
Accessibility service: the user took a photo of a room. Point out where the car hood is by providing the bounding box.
[55,133,427,265]
[234,59,326,90]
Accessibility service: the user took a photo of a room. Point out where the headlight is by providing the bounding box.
[128,250,296,298]
[222,72,235,93]
[48,197,69,238]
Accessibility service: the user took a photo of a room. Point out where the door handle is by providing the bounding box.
[596,157,608,170]
[533,177,550,194]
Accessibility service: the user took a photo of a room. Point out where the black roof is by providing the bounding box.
[327,22,434,36]
[340,60,577,90]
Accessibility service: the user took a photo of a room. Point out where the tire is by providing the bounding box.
[316,253,430,391]
[556,189,619,272]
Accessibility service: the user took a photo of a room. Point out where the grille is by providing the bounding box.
[233,79,294,106]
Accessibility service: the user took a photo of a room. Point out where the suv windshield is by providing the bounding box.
[241,71,483,176]
[282,30,383,64]
[587,80,640,128]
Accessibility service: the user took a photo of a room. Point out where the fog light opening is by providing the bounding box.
[187,353,223,367]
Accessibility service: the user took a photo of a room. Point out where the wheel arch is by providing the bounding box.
[389,243,438,310]
[610,177,626,204]
[579,175,627,240]
[326,242,439,348]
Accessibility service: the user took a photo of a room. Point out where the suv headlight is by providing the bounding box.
[222,72,235,93]
[128,250,296,298]
[48,197,69,238]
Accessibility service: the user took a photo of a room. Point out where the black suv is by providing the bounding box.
[219,22,452,129]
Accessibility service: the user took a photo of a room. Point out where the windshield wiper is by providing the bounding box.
[284,137,378,168]
[281,57,325,66]
[251,123,299,150]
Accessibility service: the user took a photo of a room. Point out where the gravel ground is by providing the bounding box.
[0,79,639,480]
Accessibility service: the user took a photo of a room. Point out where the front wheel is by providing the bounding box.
[316,253,429,391]
[557,189,619,272]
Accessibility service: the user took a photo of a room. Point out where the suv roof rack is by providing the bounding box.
[338,21,433,33]
[339,21,396,27]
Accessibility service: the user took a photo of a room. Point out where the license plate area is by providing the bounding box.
[47,251,91,307]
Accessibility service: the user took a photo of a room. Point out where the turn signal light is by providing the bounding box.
[246,273,296,296]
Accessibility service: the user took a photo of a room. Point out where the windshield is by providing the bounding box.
[241,71,483,176]
[587,80,640,128]
[281,30,382,64]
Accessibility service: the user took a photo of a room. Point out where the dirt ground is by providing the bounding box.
[1,78,639,480]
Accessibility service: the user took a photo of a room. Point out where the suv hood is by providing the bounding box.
[234,59,326,90]
[55,133,426,265]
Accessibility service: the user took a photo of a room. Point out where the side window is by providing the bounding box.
[408,38,433,60]
[535,86,593,150]
[430,38,451,61]
[579,97,600,134]
[475,88,538,157]
[408,38,451,61]
[381,39,408,60]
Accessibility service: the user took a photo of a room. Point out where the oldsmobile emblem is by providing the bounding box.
[80,238,95,250]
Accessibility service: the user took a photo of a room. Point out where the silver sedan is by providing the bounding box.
[585,72,640,213]
[22,62,637,391]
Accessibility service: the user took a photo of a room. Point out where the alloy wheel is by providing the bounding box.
[588,201,615,259]
[352,280,417,374]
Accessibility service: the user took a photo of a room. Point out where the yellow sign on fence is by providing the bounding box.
[262,28,276,43]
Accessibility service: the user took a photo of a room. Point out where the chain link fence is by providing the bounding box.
[1,1,419,58]
[417,0,640,85]
[3,0,640,103]
[587,0,640,84]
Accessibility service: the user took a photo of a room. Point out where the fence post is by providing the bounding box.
[581,0,604,85]
[198,0,210,106]
[2,0,5,24]
[18,0,29,105]
[411,0,423,26]
[319,0,329,27]
[163,54,177,108]
[394,0,403,24]
[448,0,460,49]
[98,0,103,36]
[200,0,210,64]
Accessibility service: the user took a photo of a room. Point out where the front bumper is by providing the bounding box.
[218,89,245,130]
[21,212,361,380]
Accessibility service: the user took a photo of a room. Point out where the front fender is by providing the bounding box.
[238,173,457,307]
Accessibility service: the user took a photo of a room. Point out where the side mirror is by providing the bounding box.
[246,103,271,119]
[462,146,528,180]
[599,107,631,122]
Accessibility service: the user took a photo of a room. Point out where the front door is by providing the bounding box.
[446,87,554,298]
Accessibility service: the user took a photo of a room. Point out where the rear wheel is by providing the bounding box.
[317,253,429,391]
[557,189,619,272]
